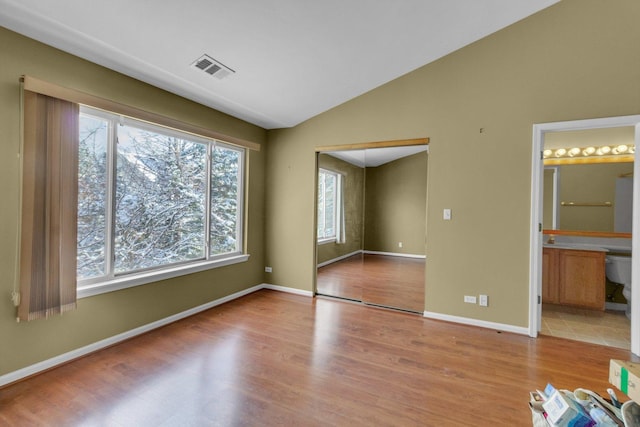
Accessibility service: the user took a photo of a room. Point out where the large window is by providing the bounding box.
[77,106,245,291]
[317,168,342,242]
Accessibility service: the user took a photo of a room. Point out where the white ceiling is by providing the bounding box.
[326,145,429,168]
[0,0,559,129]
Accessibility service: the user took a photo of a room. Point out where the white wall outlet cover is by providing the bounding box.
[443,209,452,220]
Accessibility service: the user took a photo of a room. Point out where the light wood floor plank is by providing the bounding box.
[1,289,638,426]
[317,253,425,312]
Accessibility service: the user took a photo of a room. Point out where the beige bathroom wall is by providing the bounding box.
[558,162,634,231]
[0,27,266,376]
[364,152,427,255]
[265,0,640,327]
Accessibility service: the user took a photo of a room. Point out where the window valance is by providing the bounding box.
[21,76,261,152]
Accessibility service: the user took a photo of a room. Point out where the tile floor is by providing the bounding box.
[541,304,630,350]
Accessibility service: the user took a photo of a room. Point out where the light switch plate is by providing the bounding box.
[479,294,488,307]
[443,208,452,220]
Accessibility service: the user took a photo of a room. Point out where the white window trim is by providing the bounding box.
[78,254,250,298]
[77,106,248,298]
[317,237,337,245]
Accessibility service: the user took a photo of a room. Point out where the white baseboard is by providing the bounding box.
[262,283,314,297]
[5,283,532,387]
[316,250,426,269]
[317,250,363,268]
[0,283,311,388]
[423,310,529,336]
[364,250,426,259]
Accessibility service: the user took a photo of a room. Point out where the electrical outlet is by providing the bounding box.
[398,242,403,248]
[479,294,488,307]
[464,295,476,304]
[265,266,272,273]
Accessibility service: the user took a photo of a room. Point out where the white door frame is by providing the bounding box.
[529,115,640,355]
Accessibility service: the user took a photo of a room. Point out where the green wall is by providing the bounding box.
[265,0,640,327]
[4,0,640,378]
[364,152,427,255]
[0,27,267,376]
[316,151,427,264]
[316,154,364,264]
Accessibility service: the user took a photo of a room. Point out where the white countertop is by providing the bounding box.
[543,243,609,252]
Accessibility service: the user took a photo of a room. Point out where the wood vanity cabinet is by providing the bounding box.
[542,247,606,310]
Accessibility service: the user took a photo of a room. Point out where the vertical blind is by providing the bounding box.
[18,90,79,321]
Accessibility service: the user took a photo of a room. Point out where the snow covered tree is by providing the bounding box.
[77,110,244,280]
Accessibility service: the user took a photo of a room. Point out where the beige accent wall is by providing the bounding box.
[265,0,640,327]
[0,27,266,376]
[316,154,364,264]
[558,162,634,231]
[364,152,427,255]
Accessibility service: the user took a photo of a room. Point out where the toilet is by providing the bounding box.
[606,254,632,318]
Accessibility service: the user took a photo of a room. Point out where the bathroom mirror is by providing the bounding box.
[315,142,428,313]
[543,127,634,235]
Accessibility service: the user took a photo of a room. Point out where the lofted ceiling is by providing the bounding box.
[326,145,429,168]
[0,0,559,129]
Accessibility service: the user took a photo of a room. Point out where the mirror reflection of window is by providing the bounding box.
[317,168,343,243]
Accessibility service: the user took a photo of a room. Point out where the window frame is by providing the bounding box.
[77,106,248,298]
[317,168,341,244]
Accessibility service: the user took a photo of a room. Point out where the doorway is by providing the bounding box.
[314,139,429,313]
[529,115,640,355]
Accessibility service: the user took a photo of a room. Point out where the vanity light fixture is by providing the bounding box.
[613,144,629,154]
[543,143,635,160]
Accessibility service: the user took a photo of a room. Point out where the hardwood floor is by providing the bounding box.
[317,253,425,312]
[1,289,638,426]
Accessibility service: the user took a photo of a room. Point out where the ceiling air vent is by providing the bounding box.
[192,54,235,80]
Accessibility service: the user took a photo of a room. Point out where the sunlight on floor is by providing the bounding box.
[541,304,630,350]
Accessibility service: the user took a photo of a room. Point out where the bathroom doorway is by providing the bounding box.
[529,115,640,356]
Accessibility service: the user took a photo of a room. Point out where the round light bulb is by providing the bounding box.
[600,146,611,155]
[568,147,580,157]
[582,147,596,156]
[543,149,552,158]
[555,148,567,157]
[617,144,628,153]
